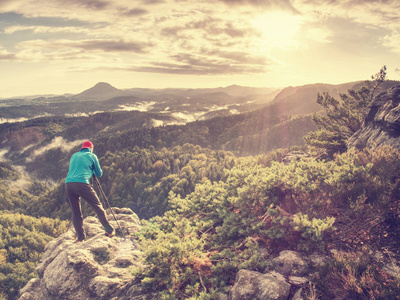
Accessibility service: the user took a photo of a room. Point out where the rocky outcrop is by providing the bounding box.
[228,248,400,300]
[272,250,309,277]
[347,85,400,150]
[230,270,291,300]
[229,250,310,300]
[18,207,154,300]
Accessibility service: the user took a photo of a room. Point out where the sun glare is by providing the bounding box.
[251,11,303,49]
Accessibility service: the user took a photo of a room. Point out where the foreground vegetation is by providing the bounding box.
[2,144,399,300]
[135,145,400,299]
[0,212,68,300]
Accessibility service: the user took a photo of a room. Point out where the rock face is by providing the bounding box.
[229,250,310,300]
[18,208,153,300]
[272,250,309,277]
[347,85,400,150]
[230,270,291,300]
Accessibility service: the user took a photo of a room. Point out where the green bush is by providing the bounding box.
[0,212,68,300]
[136,145,400,298]
[136,156,338,298]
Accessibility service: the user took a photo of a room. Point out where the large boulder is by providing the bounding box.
[229,269,291,300]
[18,208,153,300]
[347,85,400,150]
[272,250,309,277]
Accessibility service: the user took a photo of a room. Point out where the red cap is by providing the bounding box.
[82,141,94,149]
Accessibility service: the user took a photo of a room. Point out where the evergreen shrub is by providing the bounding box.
[136,145,400,299]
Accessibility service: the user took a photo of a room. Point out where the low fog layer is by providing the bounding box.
[0,114,51,124]
[26,137,85,162]
[117,102,156,112]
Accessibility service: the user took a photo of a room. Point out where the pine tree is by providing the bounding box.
[304,66,387,155]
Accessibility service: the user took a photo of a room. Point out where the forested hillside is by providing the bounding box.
[26,144,237,220]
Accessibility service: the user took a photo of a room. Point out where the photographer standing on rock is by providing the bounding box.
[65,140,114,242]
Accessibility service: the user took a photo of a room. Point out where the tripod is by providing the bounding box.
[93,176,126,240]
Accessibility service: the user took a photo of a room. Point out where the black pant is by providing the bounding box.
[66,182,113,240]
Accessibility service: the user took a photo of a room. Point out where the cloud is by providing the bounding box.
[64,112,90,117]
[14,38,150,61]
[1,1,273,68]
[294,0,400,28]
[8,165,32,189]
[143,0,165,4]
[150,118,165,127]
[160,14,253,40]
[171,111,204,123]
[0,116,29,123]
[290,0,400,55]
[123,8,149,16]
[0,52,16,60]
[221,23,249,38]
[0,114,52,124]
[217,0,298,12]
[19,39,149,53]
[117,102,156,112]
[132,62,265,75]
[77,39,149,53]
[55,0,111,11]
[0,1,122,22]
[204,49,269,64]
[27,136,84,162]
[0,149,9,162]
[171,52,268,70]
[4,25,89,34]
[0,46,16,61]
[383,31,400,53]
[0,0,18,11]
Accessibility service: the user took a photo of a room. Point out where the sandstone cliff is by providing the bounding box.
[347,85,400,150]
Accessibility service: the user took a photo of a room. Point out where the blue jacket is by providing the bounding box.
[65,148,103,184]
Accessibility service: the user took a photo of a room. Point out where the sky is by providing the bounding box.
[0,0,399,98]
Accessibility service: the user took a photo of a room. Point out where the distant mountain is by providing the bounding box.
[190,92,237,105]
[70,82,131,101]
[215,85,279,97]
[126,85,279,99]
[66,83,279,108]
[270,81,400,116]
[271,82,359,116]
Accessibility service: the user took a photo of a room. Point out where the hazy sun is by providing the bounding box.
[251,11,302,49]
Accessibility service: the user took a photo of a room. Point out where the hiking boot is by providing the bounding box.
[74,237,85,243]
[105,229,115,238]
